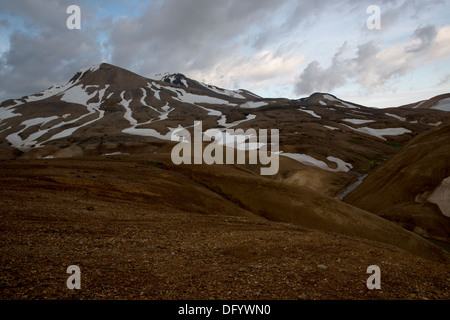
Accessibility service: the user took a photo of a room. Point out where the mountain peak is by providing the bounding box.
[66,63,149,89]
[155,73,189,87]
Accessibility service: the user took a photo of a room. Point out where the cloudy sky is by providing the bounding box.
[0,0,449,107]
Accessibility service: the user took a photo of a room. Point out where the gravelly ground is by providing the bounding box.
[0,158,449,300]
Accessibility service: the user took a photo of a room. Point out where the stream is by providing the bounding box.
[335,174,368,200]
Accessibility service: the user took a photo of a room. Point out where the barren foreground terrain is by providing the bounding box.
[0,155,449,300]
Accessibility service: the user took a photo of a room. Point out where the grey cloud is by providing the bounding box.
[107,0,369,81]
[1,0,448,102]
[294,37,412,96]
[294,61,347,96]
[0,19,9,28]
[360,0,445,33]
[107,0,287,77]
[406,24,438,53]
[0,0,84,31]
[0,0,102,101]
[294,42,350,95]
[283,0,339,30]
[0,29,102,100]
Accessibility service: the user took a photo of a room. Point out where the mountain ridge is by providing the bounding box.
[1,63,450,300]
[1,63,449,175]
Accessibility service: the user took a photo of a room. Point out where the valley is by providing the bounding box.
[0,63,449,300]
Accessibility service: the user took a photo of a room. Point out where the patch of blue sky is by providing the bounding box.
[91,0,154,21]
[0,13,38,37]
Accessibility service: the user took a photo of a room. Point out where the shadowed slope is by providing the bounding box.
[344,124,450,243]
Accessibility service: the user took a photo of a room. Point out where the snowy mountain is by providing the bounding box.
[1,63,450,297]
[155,72,262,100]
[401,93,450,112]
[1,62,449,178]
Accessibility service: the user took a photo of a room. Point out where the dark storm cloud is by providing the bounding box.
[0,0,81,30]
[0,0,448,102]
[0,0,102,100]
[107,0,289,76]
[0,30,102,99]
[1,0,300,100]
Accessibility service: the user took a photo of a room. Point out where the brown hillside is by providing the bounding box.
[1,156,449,300]
[344,124,450,243]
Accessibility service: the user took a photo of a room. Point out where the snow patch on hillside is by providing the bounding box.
[25,84,66,103]
[385,113,406,122]
[120,92,136,126]
[412,101,426,109]
[59,84,97,106]
[123,125,186,141]
[343,124,411,140]
[427,176,450,217]
[201,83,246,99]
[78,64,100,77]
[180,93,233,105]
[166,86,235,105]
[218,114,256,129]
[323,95,358,109]
[6,116,59,150]
[343,119,375,125]
[431,98,450,112]
[38,85,109,144]
[0,106,22,122]
[196,105,222,117]
[240,101,268,109]
[203,129,266,151]
[299,108,321,118]
[281,153,352,172]
[238,90,262,99]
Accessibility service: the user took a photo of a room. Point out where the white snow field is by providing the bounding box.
[0,106,22,121]
[203,128,266,151]
[200,83,246,99]
[385,113,406,122]
[343,119,376,125]
[59,84,98,105]
[431,98,450,112]
[342,124,411,140]
[281,153,352,172]
[240,101,268,109]
[4,83,110,150]
[217,114,257,129]
[298,108,321,119]
[412,100,427,109]
[24,84,66,103]
[6,116,59,150]
[427,176,450,217]
[165,86,234,105]
[323,95,358,109]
